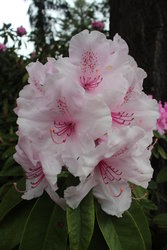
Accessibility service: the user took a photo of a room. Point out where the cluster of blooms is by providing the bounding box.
[157,101,167,134]
[14,30,159,217]
[17,26,27,37]
[91,21,104,30]
[0,43,6,52]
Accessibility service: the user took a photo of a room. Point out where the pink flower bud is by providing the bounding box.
[17,26,27,37]
[91,21,105,30]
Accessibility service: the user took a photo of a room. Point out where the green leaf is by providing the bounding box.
[88,221,108,250]
[42,203,67,250]
[153,213,167,229]
[0,201,34,250]
[2,155,15,169]
[22,73,28,83]
[0,178,24,222]
[19,192,67,250]
[132,185,148,198]
[96,203,122,250]
[139,199,157,211]
[0,164,23,176]
[157,167,167,183]
[158,145,167,160]
[67,191,95,250]
[1,146,15,160]
[0,181,13,198]
[152,146,159,159]
[96,202,146,250]
[128,200,152,250]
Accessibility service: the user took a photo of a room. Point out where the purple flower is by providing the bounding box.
[157,101,167,134]
[17,26,27,37]
[0,43,6,52]
[91,21,105,30]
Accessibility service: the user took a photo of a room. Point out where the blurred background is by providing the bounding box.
[0,1,167,249]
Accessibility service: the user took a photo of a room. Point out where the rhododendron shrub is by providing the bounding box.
[1,17,167,250]
[14,30,159,218]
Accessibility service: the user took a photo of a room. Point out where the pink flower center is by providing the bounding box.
[111,111,134,125]
[50,121,75,144]
[80,50,102,91]
[26,162,45,188]
[81,50,98,74]
[80,74,102,90]
[98,160,123,197]
[50,97,75,144]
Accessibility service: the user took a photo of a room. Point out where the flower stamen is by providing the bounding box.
[26,163,44,188]
[50,121,75,144]
[80,75,102,91]
[111,111,134,126]
[13,182,27,193]
[98,160,123,198]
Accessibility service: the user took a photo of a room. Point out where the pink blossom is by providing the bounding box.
[69,30,130,107]
[14,30,159,217]
[91,21,105,30]
[0,43,6,52]
[157,101,167,134]
[17,26,27,37]
[14,134,65,209]
[64,127,153,217]
[69,30,159,132]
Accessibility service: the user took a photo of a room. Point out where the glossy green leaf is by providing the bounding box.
[139,199,157,211]
[67,191,95,250]
[157,167,167,183]
[42,203,67,250]
[0,178,24,222]
[96,202,146,250]
[19,193,67,250]
[158,145,167,160]
[128,200,152,250]
[96,203,122,250]
[88,221,108,250]
[0,164,23,176]
[0,201,34,250]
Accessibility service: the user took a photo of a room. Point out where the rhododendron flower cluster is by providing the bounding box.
[91,21,104,30]
[14,30,159,217]
[17,26,27,37]
[157,101,167,134]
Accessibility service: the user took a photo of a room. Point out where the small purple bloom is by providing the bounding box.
[17,26,27,37]
[0,43,6,52]
[91,21,104,30]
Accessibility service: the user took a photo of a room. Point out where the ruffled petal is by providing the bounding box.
[64,175,96,209]
[93,171,131,217]
[45,186,66,210]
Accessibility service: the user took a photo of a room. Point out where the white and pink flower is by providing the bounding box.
[14,30,159,216]
[14,134,65,209]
